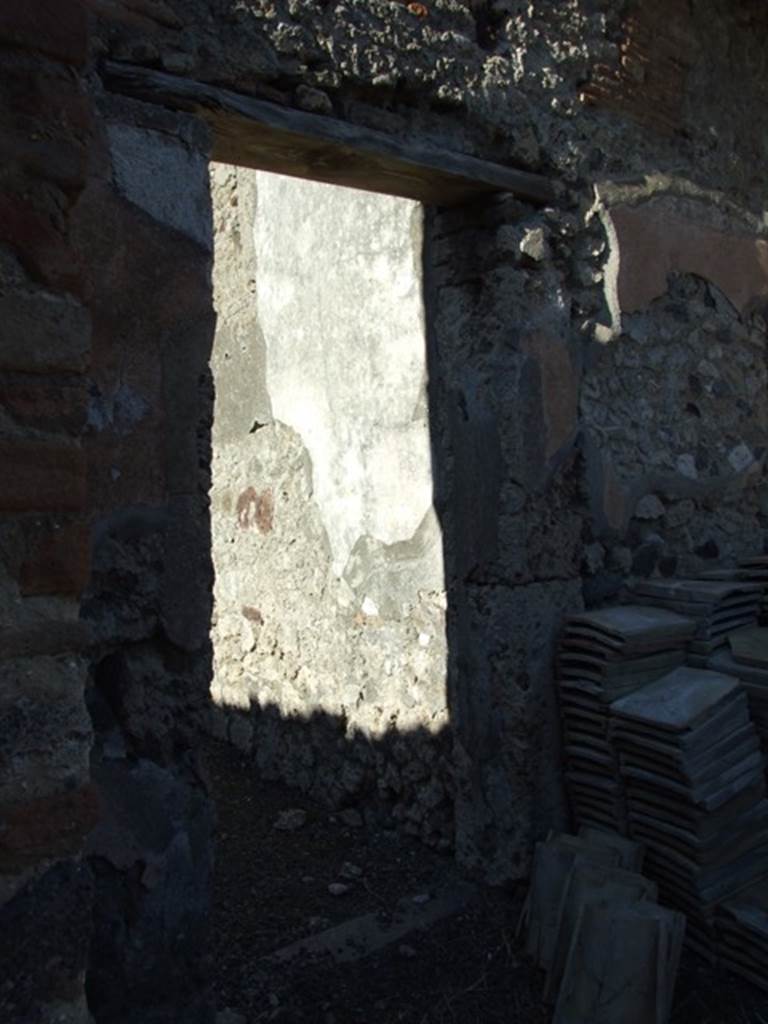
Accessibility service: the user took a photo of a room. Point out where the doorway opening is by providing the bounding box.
[207,163,453,842]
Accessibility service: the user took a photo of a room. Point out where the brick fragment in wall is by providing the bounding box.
[19,520,91,597]
[580,0,696,135]
[0,785,100,872]
[0,439,87,514]
[520,331,579,461]
[0,194,83,296]
[0,0,88,65]
[0,373,88,435]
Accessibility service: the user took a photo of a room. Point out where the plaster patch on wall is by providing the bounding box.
[596,192,768,323]
[253,171,435,577]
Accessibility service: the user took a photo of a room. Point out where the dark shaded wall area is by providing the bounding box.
[1,1,768,1021]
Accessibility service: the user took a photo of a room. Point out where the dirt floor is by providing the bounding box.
[205,740,768,1024]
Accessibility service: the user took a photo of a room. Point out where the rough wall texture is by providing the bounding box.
[209,167,453,846]
[0,4,97,1021]
[3,0,768,1020]
[88,0,768,207]
[76,91,217,1024]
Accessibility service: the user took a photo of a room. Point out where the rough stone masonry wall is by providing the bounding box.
[209,167,453,846]
[75,91,217,1024]
[0,5,97,1022]
[87,0,768,889]
[1,6,219,1019]
[4,1,768,1021]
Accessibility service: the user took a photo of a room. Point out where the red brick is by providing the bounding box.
[19,520,90,596]
[0,374,88,434]
[0,439,87,514]
[0,194,83,296]
[0,0,88,66]
[581,0,693,135]
[0,785,100,871]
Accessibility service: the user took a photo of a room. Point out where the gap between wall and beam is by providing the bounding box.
[102,61,558,207]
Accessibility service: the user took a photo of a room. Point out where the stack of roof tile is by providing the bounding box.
[737,556,768,625]
[716,878,768,992]
[522,830,684,1024]
[626,580,762,660]
[610,666,768,958]
[558,607,695,833]
[708,627,768,770]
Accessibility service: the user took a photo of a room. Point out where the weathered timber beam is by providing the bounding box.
[102,61,557,207]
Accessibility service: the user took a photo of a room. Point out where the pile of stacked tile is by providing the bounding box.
[610,666,768,958]
[738,556,768,625]
[716,877,768,992]
[627,579,762,663]
[708,628,768,770]
[558,606,695,834]
[694,556,768,626]
[523,829,685,1024]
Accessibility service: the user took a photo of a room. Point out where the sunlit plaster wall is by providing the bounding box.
[208,166,451,839]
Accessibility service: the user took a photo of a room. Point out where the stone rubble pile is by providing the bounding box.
[557,570,768,990]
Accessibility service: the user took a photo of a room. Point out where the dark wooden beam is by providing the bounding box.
[102,61,557,207]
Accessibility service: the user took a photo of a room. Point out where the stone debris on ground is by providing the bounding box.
[217,1011,247,1024]
[557,566,768,993]
[337,809,364,829]
[522,830,684,1024]
[273,808,307,831]
[339,862,363,880]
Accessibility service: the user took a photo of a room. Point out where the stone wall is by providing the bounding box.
[1,10,218,1017]
[89,0,768,208]
[0,4,97,1021]
[77,93,217,1024]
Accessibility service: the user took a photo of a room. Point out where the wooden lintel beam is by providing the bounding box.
[102,61,558,207]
